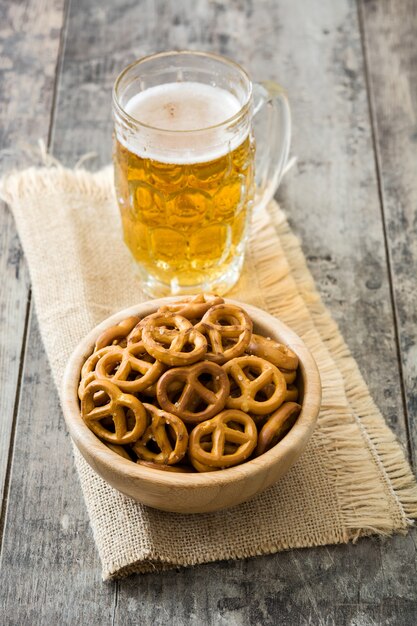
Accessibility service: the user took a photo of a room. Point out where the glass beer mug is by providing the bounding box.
[112,51,290,296]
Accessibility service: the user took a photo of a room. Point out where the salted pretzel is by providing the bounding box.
[137,460,194,473]
[95,316,140,351]
[156,361,230,423]
[189,409,257,469]
[223,355,287,415]
[158,293,224,320]
[132,404,188,465]
[256,402,301,456]
[195,303,253,364]
[78,346,116,400]
[126,319,143,345]
[139,382,157,398]
[81,379,147,444]
[247,334,299,370]
[141,312,207,366]
[95,342,165,393]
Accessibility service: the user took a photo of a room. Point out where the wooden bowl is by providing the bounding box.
[62,298,321,513]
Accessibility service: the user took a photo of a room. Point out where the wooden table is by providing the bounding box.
[1,1,416,624]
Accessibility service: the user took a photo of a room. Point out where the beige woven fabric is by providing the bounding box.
[2,165,417,580]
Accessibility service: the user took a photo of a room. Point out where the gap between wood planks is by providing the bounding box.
[0,0,72,555]
[0,291,31,551]
[356,0,414,470]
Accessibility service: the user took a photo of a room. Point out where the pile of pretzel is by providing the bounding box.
[78,294,302,472]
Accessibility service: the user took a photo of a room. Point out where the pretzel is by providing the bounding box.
[81,379,147,444]
[139,382,157,398]
[195,303,252,364]
[189,410,257,469]
[104,442,132,460]
[137,460,194,473]
[126,319,143,345]
[280,369,297,385]
[78,346,116,400]
[188,457,218,472]
[95,316,140,351]
[256,402,301,456]
[285,384,299,402]
[132,403,188,464]
[158,293,224,320]
[95,342,165,393]
[247,334,298,370]
[223,355,287,415]
[156,361,230,423]
[141,312,207,366]
[193,436,256,471]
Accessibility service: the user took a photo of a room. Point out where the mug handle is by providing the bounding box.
[252,81,291,211]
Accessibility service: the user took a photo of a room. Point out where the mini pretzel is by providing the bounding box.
[78,346,116,400]
[95,316,140,351]
[158,293,224,320]
[132,403,188,465]
[137,460,194,473]
[95,342,165,393]
[195,303,253,364]
[104,442,132,460]
[280,369,297,385]
[156,361,230,423]
[126,320,143,345]
[223,355,287,415]
[141,312,207,366]
[285,384,299,402]
[189,409,257,469]
[247,334,298,370]
[189,458,218,472]
[190,441,243,472]
[81,379,147,444]
[256,402,301,456]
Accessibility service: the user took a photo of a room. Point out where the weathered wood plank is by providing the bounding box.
[0,0,117,622]
[0,312,115,626]
[359,0,417,468]
[0,0,65,521]
[117,535,417,626]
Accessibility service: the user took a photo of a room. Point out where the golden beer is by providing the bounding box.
[113,51,290,295]
[114,133,255,290]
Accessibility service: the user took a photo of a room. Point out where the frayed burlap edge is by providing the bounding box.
[266,204,417,533]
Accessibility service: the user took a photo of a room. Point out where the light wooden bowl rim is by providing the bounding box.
[62,298,321,489]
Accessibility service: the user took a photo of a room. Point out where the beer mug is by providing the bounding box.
[112,51,290,296]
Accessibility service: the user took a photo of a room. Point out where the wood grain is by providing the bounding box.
[360,0,417,468]
[0,0,65,519]
[0,313,114,626]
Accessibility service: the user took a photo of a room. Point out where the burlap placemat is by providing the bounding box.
[2,165,416,580]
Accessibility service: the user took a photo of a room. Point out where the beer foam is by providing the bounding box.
[119,82,248,164]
